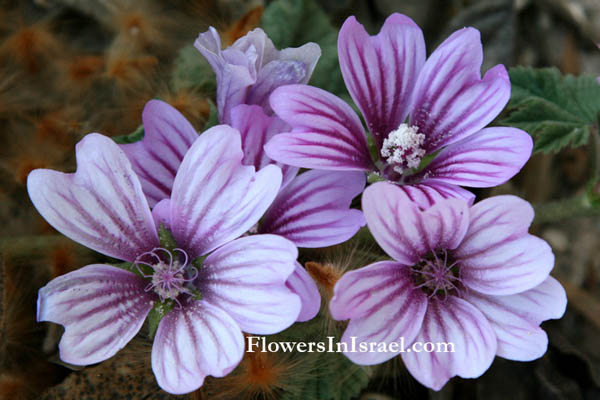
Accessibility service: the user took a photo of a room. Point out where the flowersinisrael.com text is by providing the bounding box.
[246,336,455,354]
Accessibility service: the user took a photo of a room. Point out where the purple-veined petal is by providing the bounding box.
[401,296,497,391]
[229,104,299,187]
[397,181,475,209]
[414,127,532,188]
[201,234,301,334]
[266,84,374,171]
[455,195,553,295]
[362,182,469,265]
[152,300,244,394]
[170,125,282,257]
[119,100,197,207]
[410,28,510,152]
[330,261,427,364]
[37,264,155,365]
[338,14,425,148]
[27,133,158,261]
[286,261,321,322]
[464,276,566,361]
[259,170,366,247]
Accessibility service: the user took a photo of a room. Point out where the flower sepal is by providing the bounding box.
[147,299,175,339]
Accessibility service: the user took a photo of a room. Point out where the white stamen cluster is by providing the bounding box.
[380,123,426,174]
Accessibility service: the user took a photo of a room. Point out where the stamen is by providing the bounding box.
[412,249,462,300]
[380,123,426,174]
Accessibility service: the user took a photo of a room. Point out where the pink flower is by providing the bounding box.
[29,127,300,394]
[265,14,533,207]
[329,182,566,390]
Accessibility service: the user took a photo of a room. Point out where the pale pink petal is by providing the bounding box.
[415,127,532,188]
[410,28,510,152]
[455,196,553,295]
[401,296,497,390]
[338,14,425,148]
[397,181,475,209]
[170,125,282,257]
[152,300,244,394]
[362,182,469,265]
[330,261,427,364]
[266,84,373,171]
[37,264,155,365]
[464,276,566,361]
[229,104,299,187]
[259,170,366,247]
[119,100,197,207]
[286,261,321,322]
[27,133,158,261]
[201,234,301,334]
[152,199,171,231]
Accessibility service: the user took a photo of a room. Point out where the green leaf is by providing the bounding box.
[112,124,144,144]
[261,0,346,96]
[158,223,177,251]
[147,300,174,339]
[171,44,217,93]
[501,67,600,153]
[203,100,219,130]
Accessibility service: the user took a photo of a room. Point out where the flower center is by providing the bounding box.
[133,247,199,307]
[411,250,461,299]
[380,123,426,174]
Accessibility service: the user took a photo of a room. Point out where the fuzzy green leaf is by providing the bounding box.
[147,300,174,339]
[501,67,600,153]
[112,124,144,144]
[203,100,219,130]
[158,223,177,251]
[171,44,217,93]
[261,0,346,96]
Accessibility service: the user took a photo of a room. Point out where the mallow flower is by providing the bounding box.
[194,26,321,124]
[29,127,301,394]
[121,99,366,322]
[265,14,533,206]
[329,182,567,390]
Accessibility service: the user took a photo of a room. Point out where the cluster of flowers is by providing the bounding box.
[28,13,567,394]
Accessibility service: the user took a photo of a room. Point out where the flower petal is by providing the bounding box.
[201,234,301,334]
[229,104,299,187]
[152,300,244,394]
[464,276,566,361]
[37,264,154,365]
[397,181,475,209]
[415,127,532,188]
[259,170,366,247]
[266,84,373,171]
[27,133,159,261]
[401,296,497,390]
[338,14,425,148]
[286,261,321,322]
[362,182,469,265]
[119,100,197,207]
[246,60,308,113]
[410,28,510,152]
[455,196,553,295]
[170,125,282,257]
[330,261,427,364]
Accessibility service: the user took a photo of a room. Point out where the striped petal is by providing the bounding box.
[259,170,366,247]
[37,264,155,365]
[27,133,158,261]
[464,276,566,361]
[456,196,553,295]
[286,261,321,322]
[152,300,244,394]
[266,84,374,171]
[170,125,282,257]
[362,182,469,265]
[410,28,510,152]
[330,261,427,364]
[339,14,425,148]
[415,127,532,188]
[397,181,475,209]
[401,296,497,391]
[119,100,197,207]
[229,104,299,187]
[201,234,301,334]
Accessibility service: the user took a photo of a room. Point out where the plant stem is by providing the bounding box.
[533,195,600,224]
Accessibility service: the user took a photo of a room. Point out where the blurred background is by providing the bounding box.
[0,0,599,399]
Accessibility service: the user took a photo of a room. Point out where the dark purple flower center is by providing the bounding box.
[411,249,462,300]
[133,247,199,307]
[380,123,426,176]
